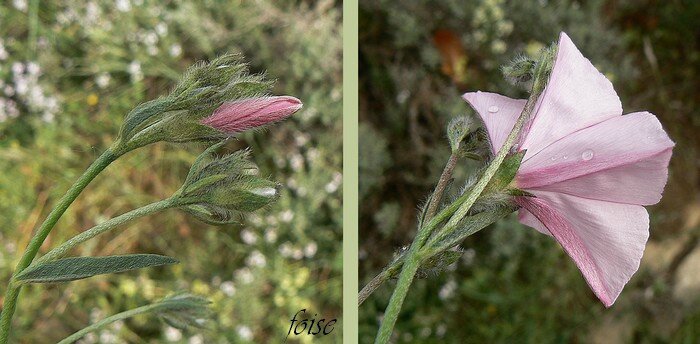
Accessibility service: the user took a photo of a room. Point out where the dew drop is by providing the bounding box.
[581,149,594,161]
[550,156,556,161]
[563,155,568,160]
[487,106,499,113]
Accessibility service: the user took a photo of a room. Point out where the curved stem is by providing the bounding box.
[35,199,176,265]
[0,149,116,343]
[358,261,403,306]
[424,153,459,222]
[57,303,162,344]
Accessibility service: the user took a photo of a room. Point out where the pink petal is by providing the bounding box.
[517,112,675,204]
[518,208,551,236]
[462,91,526,153]
[520,32,623,160]
[530,149,672,205]
[517,190,649,307]
[202,96,302,134]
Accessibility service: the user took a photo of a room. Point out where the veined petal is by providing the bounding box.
[530,148,672,205]
[517,112,675,204]
[462,91,526,153]
[517,191,649,307]
[518,208,551,236]
[520,32,622,160]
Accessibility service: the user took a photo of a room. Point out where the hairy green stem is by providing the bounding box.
[374,254,421,344]
[57,303,163,344]
[358,260,403,306]
[35,199,177,265]
[0,149,116,343]
[424,153,459,222]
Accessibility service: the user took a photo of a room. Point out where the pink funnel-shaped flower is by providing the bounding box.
[202,96,302,134]
[463,32,674,307]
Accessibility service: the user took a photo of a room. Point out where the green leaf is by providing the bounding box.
[16,254,179,284]
[425,205,517,256]
[486,150,526,192]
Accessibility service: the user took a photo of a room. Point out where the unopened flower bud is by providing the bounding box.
[174,142,280,224]
[501,55,536,86]
[446,115,475,152]
[201,96,302,134]
[112,54,297,155]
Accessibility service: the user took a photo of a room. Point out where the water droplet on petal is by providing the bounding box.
[563,155,568,160]
[550,156,556,161]
[581,149,594,161]
[487,106,499,113]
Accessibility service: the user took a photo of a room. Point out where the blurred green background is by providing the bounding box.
[359,0,699,343]
[0,0,341,343]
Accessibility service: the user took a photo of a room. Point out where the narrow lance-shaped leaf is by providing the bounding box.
[16,254,178,284]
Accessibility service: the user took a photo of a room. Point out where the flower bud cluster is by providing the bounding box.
[173,142,279,224]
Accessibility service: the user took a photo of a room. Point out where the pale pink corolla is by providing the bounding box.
[463,32,674,307]
[202,96,302,134]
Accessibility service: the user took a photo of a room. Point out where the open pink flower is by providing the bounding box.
[202,96,302,134]
[463,32,674,307]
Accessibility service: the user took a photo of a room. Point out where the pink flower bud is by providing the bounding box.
[202,96,302,134]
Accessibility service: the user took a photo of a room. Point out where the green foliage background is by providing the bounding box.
[0,0,341,343]
[359,0,700,343]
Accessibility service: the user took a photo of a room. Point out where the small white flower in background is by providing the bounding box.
[115,0,131,12]
[188,335,204,344]
[240,229,257,245]
[89,308,104,322]
[265,215,279,226]
[143,32,158,46]
[79,332,98,344]
[0,42,8,60]
[294,133,309,146]
[112,320,124,332]
[264,228,277,243]
[304,242,318,258]
[220,281,236,297]
[279,210,294,223]
[96,72,111,88]
[462,248,476,266]
[325,172,342,193]
[436,324,447,337]
[235,268,254,284]
[12,62,24,75]
[26,62,40,75]
[98,331,117,344]
[12,0,27,12]
[169,44,182,57]
[279,242,293,257]
[289,153,304,171]
[155,23,168,36]
[85,2,99,19]
[42,111,55,123]
[248,214,262,226]
[438,279,458,300]
[246,250,266,268]
[164,326,182,341]
[127,61,143,82]
[292,248,304,260]
[236,326,253,341]
[307,148,320,161]
[14,78,28,95]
